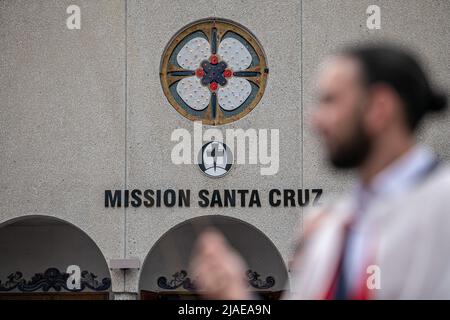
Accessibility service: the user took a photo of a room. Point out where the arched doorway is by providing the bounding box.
[139,215,288,300]
[0,216,112,300]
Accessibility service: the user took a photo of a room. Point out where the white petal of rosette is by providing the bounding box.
[176,76,211,111]
[176,37,211,70]
[218,37,252,71]
[217,37,253,110]
[217,77,252,111]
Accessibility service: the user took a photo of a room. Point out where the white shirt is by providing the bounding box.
[344,144,437,292]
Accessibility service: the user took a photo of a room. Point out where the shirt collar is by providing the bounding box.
[371,144,435,197]
[354,144,436,205]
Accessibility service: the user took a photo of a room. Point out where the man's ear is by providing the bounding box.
[364,84,398,135]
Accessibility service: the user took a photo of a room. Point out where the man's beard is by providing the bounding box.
[329,120,372,169]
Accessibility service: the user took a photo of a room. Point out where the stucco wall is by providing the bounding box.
[1,0,449,298]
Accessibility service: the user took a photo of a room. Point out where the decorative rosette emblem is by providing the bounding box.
[160,18,269,125]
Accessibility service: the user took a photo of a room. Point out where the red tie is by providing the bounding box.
[321,219,374,300]
[322,220,352,300]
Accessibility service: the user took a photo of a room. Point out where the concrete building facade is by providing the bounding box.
[0,0,449,299]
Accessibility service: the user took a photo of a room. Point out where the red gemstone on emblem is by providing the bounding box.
[210,55,218,65]
[223,69,232,78]
[196,68,204,78]
[209,82,218,91]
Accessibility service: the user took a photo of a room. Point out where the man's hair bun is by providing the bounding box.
[428,91,448,113]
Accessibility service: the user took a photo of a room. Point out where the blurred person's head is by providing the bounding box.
[312,44,448,175]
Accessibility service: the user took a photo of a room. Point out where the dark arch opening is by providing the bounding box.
[0,215,112,300]
[139,215,288,300]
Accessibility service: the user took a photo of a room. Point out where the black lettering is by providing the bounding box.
[198,189,209,208]
[224,189,236,207]
[105,190,121,207]
[164,189,176,207]
[283,189,295,207]
[179,189,190,207]
[143,189,154,207]
[237,190,249,207]
[156,189,161,207]
[124,189,130,208]
[312,189,323,206]
[298,189,310,207]
[210,190,223,207]
[249,190,261,207]
[269,189,281,207]
[131,189,142,207]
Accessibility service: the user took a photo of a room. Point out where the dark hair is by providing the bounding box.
[341,44,448,130]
